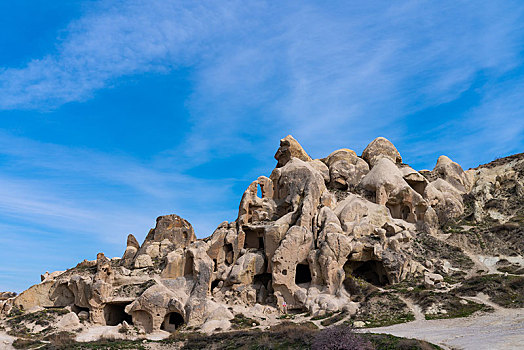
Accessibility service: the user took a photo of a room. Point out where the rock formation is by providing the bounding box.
[1,136,523,337]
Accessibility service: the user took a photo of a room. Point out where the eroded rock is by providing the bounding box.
[3,135,516,336]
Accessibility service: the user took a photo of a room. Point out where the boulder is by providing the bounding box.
[362,137,402,168]
[57,312,80,329]
[323,149,369,190]
[432,155,470,192]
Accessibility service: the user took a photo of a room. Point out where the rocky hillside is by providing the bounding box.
[1,136,522,345]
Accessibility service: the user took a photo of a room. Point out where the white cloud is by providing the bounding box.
[0,132,238,242]
[0,0,248,109]
[181,1,524,162]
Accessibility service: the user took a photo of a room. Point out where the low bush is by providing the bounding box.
[12,338,44,349]
[312,325,373,350]
[44,331,76,346]
[230,313,260,329]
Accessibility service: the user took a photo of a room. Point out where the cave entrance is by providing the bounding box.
[386,203,401,219]
[401,205,410,220]
[184,254,194,277]
[71,304,89,315]
[344,260,389,286]
[386,203,412,222]
[243,226,265,250]
[161,312,185,332]
[406,179,426,196]
[295,263,312,285]
[210,279,220,291]
[103,302,133,326]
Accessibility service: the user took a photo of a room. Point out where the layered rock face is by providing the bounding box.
[1,136,522,334]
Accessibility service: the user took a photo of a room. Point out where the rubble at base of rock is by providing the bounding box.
[1,135,522,336]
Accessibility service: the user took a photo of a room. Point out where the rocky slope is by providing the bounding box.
[1,136,522,344]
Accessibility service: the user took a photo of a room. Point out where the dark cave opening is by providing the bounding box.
[211,279,220,291]
[295,263,312,285]
[401,205,410,221]
[71,304,89,315]
[345,260,390,286]
[103,302,133,326]
[161,312,185,332]
[406,179,426,196]
[254,273,272,289]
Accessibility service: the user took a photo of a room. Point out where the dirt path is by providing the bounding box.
[460,292,503,311]
[397,295,424,321]
[359,308,524,350]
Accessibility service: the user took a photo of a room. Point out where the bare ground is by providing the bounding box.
[360,307,524,350]
[0,331,15,350]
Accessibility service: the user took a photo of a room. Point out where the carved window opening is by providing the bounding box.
[224,243,234,265]
[184,254,194,277]
[243,226,265,250]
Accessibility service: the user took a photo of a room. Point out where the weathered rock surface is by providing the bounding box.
[0,292,16,301]
[361,136,402,168]
[1,137,522,338]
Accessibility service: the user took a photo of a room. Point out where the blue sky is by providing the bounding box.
[1,1,524,292]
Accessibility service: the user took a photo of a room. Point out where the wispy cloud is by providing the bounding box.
[182,1,524,162]
[0,0,249,109]
[0,132,238,241]
[0,130,243,289]
[2,2,524,163]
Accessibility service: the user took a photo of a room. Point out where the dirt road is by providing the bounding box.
[360,308,524,350]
